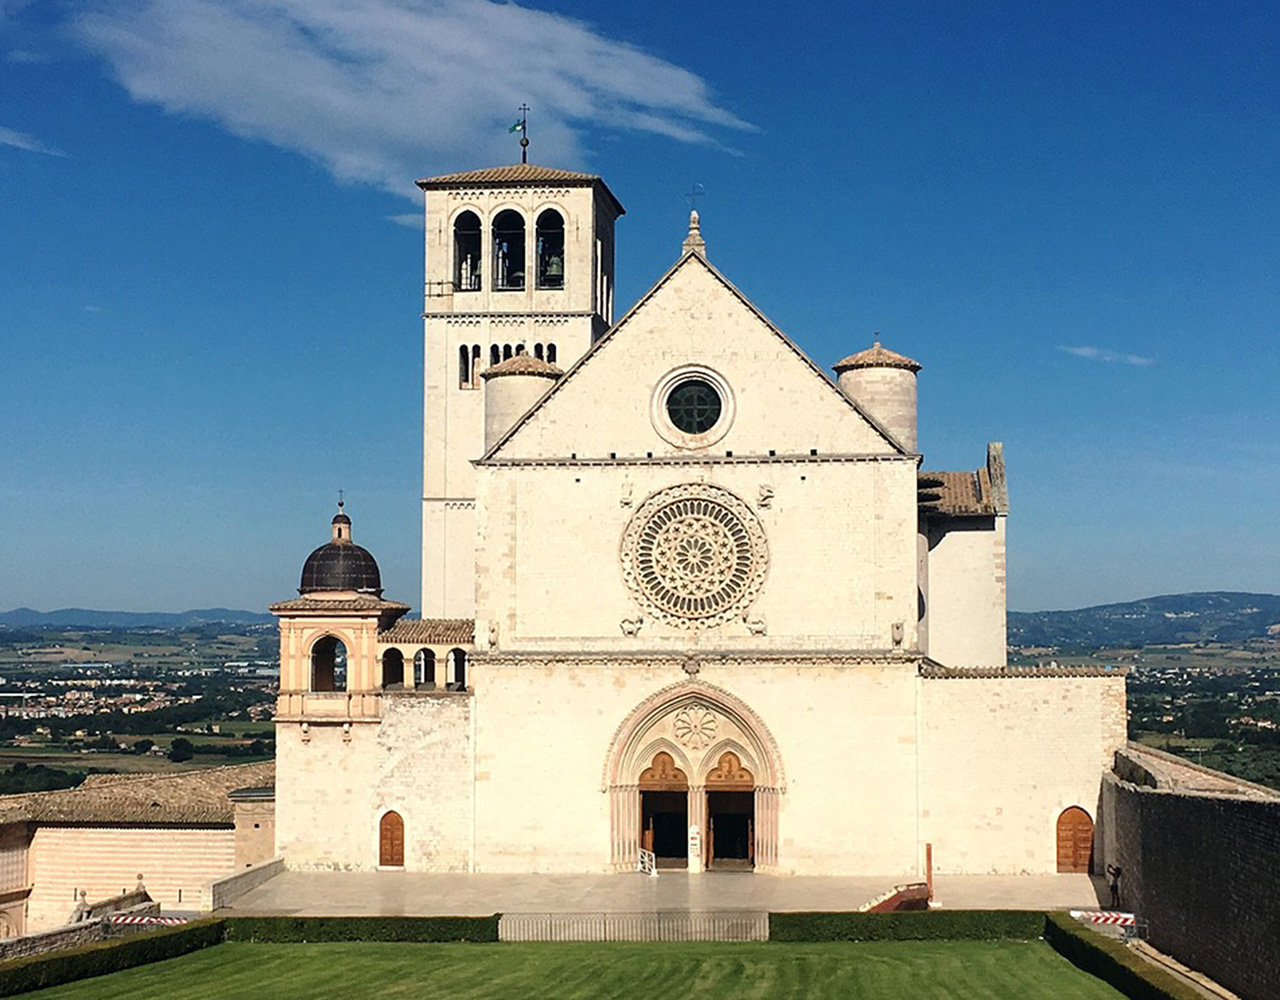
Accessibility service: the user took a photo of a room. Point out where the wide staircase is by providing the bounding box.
[498,910,769,942]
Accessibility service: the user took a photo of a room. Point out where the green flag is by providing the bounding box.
[508,120,524,133]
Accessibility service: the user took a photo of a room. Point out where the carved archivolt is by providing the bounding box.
[620,483,768,629]
[603,680,785,791]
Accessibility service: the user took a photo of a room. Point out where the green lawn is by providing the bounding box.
[24,940,1125,1000]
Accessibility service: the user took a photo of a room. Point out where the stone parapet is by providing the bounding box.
[209,857,284,911]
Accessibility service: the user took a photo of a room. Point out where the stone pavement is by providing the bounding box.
[223,870,1107,917]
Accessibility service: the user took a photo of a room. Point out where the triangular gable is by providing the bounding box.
[483,251,910,462]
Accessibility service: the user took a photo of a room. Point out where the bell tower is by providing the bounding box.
[416,163,625,617]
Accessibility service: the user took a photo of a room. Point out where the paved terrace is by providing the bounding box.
[224,871,1107,916]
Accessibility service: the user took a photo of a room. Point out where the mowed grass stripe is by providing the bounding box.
[23,940,1128,1000]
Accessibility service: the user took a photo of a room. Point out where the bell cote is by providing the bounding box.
[417,163,625,331]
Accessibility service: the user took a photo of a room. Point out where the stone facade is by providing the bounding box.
[272,163,1127,879]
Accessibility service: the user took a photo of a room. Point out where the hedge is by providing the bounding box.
[0,918,225,997]
[223,915,500,943]
[1042,912,1205,1000]
[768,909,1046,942]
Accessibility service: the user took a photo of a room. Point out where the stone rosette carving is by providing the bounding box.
[672,704,718,749]
[620,483,768,629]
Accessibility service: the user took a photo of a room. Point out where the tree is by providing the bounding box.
[168,737,194,763]
[132,739,155,755]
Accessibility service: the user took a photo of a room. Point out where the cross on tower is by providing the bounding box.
[517,104,531,164]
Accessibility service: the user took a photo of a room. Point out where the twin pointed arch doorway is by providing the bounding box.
[605,682,784,872]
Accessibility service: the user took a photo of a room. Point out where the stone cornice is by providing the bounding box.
[475,650,919,667]
[919,663,1130,679]
[476,452,916,469]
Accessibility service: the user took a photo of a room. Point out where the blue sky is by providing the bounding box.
[2,0,1278,614]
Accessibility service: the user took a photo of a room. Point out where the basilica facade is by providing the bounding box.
[270,163,1126,877]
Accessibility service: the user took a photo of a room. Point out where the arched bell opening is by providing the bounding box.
[413,649,436,689]
[492,209,526,291]
[453,210,481,291]
[310,635,347,693]
[535,209,565,289]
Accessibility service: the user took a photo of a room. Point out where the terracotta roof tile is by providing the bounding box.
[379,619,475,646]
[418,163,599,186]
[0,761,275,826]
[269,596,410,614]
[833,342,922,373]
[481,354,563,380]
[918,470,997,516]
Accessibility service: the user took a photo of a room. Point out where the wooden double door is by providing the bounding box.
[380,810,404,867]
[1056,806,1094,873]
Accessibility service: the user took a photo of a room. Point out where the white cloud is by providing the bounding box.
[386,213,422,229]
[1057,345,1154,367]
[5,49,48,64]
[0,124,65,156]
[71,0,751,198]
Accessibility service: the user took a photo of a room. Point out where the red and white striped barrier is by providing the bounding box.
[107,915,189,926]
[1070,910,1135,926]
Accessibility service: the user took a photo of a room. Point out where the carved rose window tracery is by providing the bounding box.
[621,484,768,629]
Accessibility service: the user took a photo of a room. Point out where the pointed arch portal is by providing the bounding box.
[604,681,784,872]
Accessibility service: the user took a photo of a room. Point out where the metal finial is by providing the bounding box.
[518,103,530,164]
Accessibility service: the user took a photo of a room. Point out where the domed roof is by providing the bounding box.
[480,353,563,380]
[299,504,382,596]
[833,339,921,373]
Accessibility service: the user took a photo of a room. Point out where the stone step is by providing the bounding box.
[498,910,769,942]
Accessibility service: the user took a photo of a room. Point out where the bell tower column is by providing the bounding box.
[416,164,624,617]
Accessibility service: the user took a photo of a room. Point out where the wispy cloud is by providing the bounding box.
[386,213,422,229]
[0,124,66,156]
[1057,345,1154,367]
[71,0,752,197]
[5,49,48,64]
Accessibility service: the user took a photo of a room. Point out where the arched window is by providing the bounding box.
[490,344,500,367]
[492,210,525,290]
[311,635,347,693]
[413,649,436,688]
[546,343,557,364]
[534,343,544,360]
[447,648,467,690]
[503,343,513,361]
[471,344,481,379]
[515,343,526,355]
[453,211,481,291]
[458,344,471,388]
[381,649,404,689]
[536,209,565,289]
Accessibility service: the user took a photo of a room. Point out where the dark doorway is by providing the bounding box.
[707,791,754,870]
[641,791,688,868]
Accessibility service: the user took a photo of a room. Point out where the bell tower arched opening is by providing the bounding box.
[310,635,347,692]
[536,209,565,289]
[492,210,526,290]
[453,210,481,291]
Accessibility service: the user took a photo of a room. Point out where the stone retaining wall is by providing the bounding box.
[209,856,284,911]
[1102,754,1280,1000]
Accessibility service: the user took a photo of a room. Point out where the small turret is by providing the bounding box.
[833,337,921,453]
[480,353,563,451]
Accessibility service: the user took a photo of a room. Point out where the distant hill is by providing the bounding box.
[0,608,274,628]
[1009,592,1280,649]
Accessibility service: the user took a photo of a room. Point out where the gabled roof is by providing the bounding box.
[481,249,913,461]
[416,163,624,215]
[919,444,1009,517]
[0,761,275,826]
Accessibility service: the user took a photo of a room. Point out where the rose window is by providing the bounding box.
[621,484,768,628]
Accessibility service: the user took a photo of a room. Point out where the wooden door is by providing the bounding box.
[1056,806,1094,873]
[380,810,405,867]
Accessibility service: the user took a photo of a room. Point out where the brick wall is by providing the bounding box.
[1103,771,1280,1000]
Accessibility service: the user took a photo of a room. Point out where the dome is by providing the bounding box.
[298,504,382,596]
[833,339,921,373]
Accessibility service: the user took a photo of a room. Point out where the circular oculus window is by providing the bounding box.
[651,367,735,448]
[665,379,722,434]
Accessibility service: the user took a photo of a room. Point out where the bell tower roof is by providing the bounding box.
[416,163,624,215]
